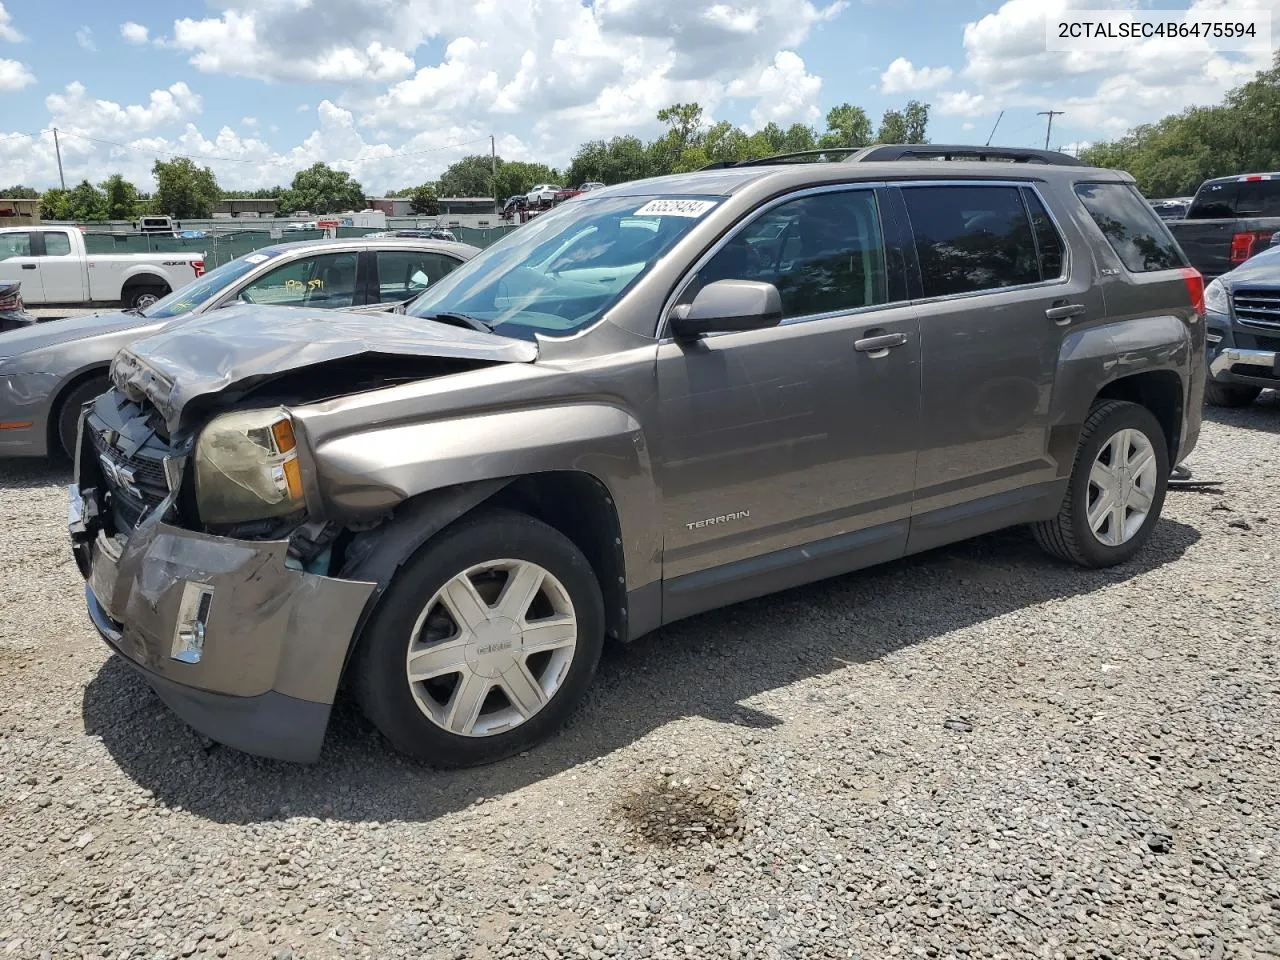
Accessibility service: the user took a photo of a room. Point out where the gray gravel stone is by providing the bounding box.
[1,398,1279,959]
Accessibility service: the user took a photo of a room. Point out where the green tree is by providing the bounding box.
[409,183,439,215]
[903,100,930,143]
[656,103,705,154]
[39,187,72,221]
[101,174,139,220]
[152,157,220,218]
[438,155,499,197]
[565,135,651,186]
[876,108,908,144]
[0,184,40,199]
[67,179,107,220]
[819,103,873,149]
[277,162,365,214]
[495,161,560,198]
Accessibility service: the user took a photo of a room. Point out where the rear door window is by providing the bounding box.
[374,250,462,303]
[901,184,1041,297]
[1074,182,1187,273]
[42,232,72,256]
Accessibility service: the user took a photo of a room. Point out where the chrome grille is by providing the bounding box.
[1232,287,1280,331]
[90,427,169,512]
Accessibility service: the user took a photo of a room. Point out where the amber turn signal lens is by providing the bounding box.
[282,457,303,500]
[271,419,296,453]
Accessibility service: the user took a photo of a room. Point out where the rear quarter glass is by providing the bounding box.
[1074,182,1188,273]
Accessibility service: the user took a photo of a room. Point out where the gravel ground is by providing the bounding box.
[1,399,1278,960]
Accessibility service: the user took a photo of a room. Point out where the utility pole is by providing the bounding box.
[52,126,66,190]
[984,110,1004,147]
[490,134,497,213]
[1037,111,1064,151]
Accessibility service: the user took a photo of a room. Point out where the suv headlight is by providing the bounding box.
[194,407,305,526]
[1203,278,1229,315]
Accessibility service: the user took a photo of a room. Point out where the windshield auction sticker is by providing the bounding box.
[633,199,718,218]
[1047,8,1271,51]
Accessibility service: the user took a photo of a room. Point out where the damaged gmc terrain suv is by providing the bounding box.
[68,150,1206,766]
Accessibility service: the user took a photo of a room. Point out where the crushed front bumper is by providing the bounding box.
[69,484,375,763]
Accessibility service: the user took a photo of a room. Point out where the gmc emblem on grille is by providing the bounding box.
[99,454,141,499]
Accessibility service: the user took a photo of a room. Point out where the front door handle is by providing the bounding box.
[854,331,907,355]
[1045,303,1086,324]
[20,263,36,270]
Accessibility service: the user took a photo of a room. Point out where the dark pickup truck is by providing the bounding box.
[1167,173,1280,279]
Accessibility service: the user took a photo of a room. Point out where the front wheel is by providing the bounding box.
[352,509,605,767]
[1033,400,1170,568]
[56,376,110,460]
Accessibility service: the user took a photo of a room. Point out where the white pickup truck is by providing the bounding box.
[0,226,206,310]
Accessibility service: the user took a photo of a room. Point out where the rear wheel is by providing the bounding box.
[353,509,605,767]
[1204,380,1260,408]
[1033,400,1170,568]
[56,375,110,460]
[123,284,167,311]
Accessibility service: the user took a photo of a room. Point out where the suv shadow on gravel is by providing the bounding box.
[81,516,1200,826]
[1200,388,1280,430]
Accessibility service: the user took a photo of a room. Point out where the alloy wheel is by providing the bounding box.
[1086,427,1158,547]
[404,559,578,737]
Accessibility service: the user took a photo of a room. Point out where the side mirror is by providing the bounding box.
[668,279,783,340]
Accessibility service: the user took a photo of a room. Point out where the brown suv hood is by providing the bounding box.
[110,303,538,430]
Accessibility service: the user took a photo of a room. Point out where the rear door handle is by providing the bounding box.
[854,332,907,354]
[1045,303,1086,324]
[20,263,36,270]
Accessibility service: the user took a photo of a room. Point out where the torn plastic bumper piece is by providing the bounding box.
[72,485,376,763]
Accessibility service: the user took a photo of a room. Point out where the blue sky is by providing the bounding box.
[0,0,1275,192]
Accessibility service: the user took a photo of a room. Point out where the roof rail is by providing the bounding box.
[846,144,1087,165]
[699,143,1088,172]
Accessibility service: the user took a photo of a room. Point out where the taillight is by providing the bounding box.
[1181,266,1205,314]
[192,259,206,277]
[1229,231,1270,264]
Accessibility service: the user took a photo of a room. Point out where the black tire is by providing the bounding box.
[352,509,605,767]
[123,284,168,311]
[1204,379,1260,408]
[1032,400,1170,569]
[56,375,110,461]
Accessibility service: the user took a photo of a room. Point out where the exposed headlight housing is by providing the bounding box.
[194,407,305,526]
[1203,278,1229,315]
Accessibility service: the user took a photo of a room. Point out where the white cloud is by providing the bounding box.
[75,26,95,52]
[241,116,258,128]
[171,9,414,83]
[120,22,149,45]
[728,51,823,129]
[879,57,953,94]
[45,81,203,139]
[0,57,33,90]
[956,0,1280,135]
[0,2,22,42]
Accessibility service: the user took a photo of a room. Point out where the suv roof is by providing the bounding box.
[700,143,1087,170]
[591,153,1126,199]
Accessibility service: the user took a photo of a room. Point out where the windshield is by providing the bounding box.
[141,252,275,319]
[404,194,722,339]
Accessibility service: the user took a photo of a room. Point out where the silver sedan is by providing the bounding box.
[0,236,479,458]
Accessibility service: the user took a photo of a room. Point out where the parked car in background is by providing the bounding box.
[388,227,459,242]
[68,149,1203,765]
[0,225,205,310]
[0,236,479,459]
[1203,242,1280,407]
[1166,173,1280,278]
[579,182,606,192]
[0,281,35,333]
[1150,197,1191,220]
[525,184,562,204]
